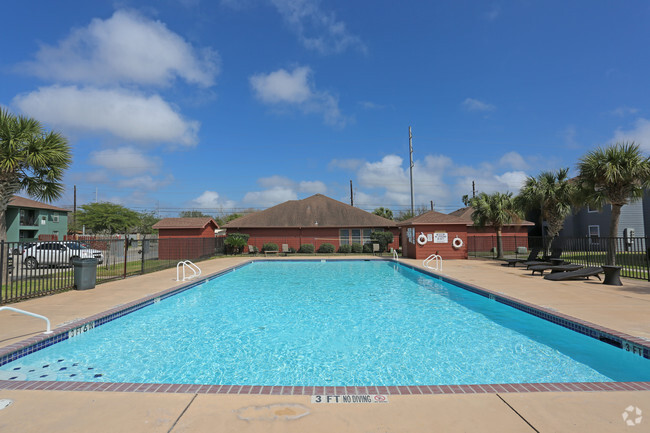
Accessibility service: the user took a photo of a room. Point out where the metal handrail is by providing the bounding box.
[423,254,442,271]
[392,249,398,261]
[176,260,202,281]
[0,307,52,334]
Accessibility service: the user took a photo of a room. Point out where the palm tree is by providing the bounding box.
[0,108,72,242]
[469,191,521,259]
[516,168,576,252]
[577,142,650,265]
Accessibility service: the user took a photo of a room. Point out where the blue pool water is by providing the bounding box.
[1,261,648,386]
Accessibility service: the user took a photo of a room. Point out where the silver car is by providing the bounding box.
[22,241,104,269]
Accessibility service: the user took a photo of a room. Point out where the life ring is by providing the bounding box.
[417,233,428,246]
[452,237,464,249]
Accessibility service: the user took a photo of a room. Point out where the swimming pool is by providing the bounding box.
[0,260,648,389]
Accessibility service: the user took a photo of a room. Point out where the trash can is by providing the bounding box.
[72,258,98,290]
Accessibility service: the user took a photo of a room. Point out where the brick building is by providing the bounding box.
[398,211,469,260]
[223,194,399,252]
[152,217,220,260]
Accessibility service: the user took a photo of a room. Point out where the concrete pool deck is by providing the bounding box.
[0,256,648,432]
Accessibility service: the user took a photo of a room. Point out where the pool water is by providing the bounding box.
[1,261,648,386]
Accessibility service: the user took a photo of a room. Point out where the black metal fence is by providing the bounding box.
[0,236,225,304]
[468,235,650,281]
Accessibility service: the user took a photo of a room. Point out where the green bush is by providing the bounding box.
[298,243,315,253]
[371,231,394,253]
[363,243,373,253]
[338,244,351,254]
[262,242,279,252]
[289,247,297,253]
[318,243,335,253]
[224,233,250,255]
[350,243,363,253]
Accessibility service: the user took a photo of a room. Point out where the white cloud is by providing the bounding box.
[494,171,528,192]
[462,98,496,112]
[13,86,199,146]
[250,66,346,126]
[189,190,236,209]
[243,186,298,207]
[358,101,386,110]
[298,180,326,194]
[612,118,650,152]
[498,151,528,170]
[610,106,639,117]
[116,175,173,191]
[258,175,296,189]
[20,10,219,87]
[89,146,160,176]
[268,0,365,54]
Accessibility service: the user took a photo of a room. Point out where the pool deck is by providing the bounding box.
[0,256,648,432]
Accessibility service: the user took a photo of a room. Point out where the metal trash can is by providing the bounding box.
[72,258,98,290]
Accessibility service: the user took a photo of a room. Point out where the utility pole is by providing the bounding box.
[350,180,354,206]
[409,126,414,215]
[472,180,476,198]
[430,200,433,211]
[95,187,98,203]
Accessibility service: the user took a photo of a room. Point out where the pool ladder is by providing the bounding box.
[392,249,398,261]
[0,307,53,334]
[423,254,442,271]
[176,260,201,281]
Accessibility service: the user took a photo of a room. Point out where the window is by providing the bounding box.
[339,229,350,245]
[362,229,372,245]
[351,229,361,244]
[52,213,60,223]
[588,225,600,244]
[587,205,598,213]
[41,215,47,225]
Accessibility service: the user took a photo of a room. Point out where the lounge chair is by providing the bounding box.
[248,245,257,256]
[282,244,290,255]
[372,243,380,255]
[524,249,563,269]
[529,263,583,276]
[503,248,540,267]
[543,266,603,281]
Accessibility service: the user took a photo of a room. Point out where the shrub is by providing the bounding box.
[363,243,373,253]
[318,243,335,254]
[224,233,249,255]
[371,231,394,253]
[289,247,297,253]
[298,243,315,253]
[350,243,363,253]
[261,242,278,252]
[338,244,351,254]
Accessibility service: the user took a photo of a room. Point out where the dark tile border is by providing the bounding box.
[0,258,648,394]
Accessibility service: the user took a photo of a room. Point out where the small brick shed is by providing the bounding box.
[152,217,220,260]
[398,211,469,260]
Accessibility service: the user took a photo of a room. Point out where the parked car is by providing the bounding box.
[22,241,104,269]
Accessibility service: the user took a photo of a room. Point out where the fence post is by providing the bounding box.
[0,240,4,304]
[141,238,145,275]
[123,237,128,279]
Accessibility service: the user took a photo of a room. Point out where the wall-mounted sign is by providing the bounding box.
[433,233,448,243]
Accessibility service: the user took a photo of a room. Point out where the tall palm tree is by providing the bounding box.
[577,142,650,265]
[469,191,521,259]
[0,108,72,242]
[516,168,576,252]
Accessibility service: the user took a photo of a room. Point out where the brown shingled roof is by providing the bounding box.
[152,217,219,230]
[223,194,396,228]
[8,196,69,212]
[396,210,467,226]
[448,206,534,226]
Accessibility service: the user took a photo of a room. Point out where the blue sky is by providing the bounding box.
[2,1,650,216]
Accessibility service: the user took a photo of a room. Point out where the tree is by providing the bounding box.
[469,192,521,259]
[370,231,394,252]
[576,143,650,265]
[215,213,243,226]
[395,205,429,221]
[0,108,71,241]
[76,202,141,235]
[373,207,394,220]
[179,210,212,218]
[516,168,576,251]
[136,211,160,235]
[224,232,249,254]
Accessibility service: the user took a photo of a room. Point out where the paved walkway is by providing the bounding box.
[0,256,648,432]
